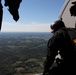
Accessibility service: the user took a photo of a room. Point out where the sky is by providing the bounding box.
[1,0,65,32]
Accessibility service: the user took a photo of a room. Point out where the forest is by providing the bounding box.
[0,32,52,75]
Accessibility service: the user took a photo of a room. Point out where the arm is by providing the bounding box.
[43,32,60,75]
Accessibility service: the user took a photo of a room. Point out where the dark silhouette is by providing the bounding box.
[4,0,22,21]
[0,0,3,30]
[43,20,76,75]
[0,0,22,31]
[70,1,76,16]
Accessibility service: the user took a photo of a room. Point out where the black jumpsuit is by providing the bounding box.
[43,27,76,75]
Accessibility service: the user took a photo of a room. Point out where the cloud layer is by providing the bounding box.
[1,22,51,32]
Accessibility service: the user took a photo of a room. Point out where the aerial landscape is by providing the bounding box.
[0,32,52,75]
[0,0,65,75]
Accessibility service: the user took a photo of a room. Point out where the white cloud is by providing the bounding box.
[1,22,51,32]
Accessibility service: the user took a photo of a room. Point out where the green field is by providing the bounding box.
[0,32,51,75]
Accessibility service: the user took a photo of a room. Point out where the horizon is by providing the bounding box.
[0,31,51,33]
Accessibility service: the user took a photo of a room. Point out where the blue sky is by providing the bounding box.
[1,0,65,32]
